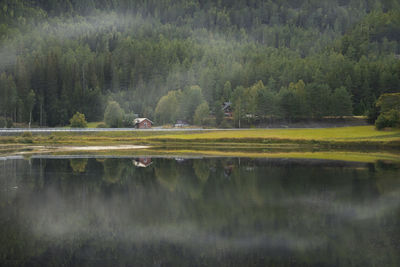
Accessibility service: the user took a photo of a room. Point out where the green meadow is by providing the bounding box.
[146,126,400,142]
[1,126,400,148]
[1,126,400,163]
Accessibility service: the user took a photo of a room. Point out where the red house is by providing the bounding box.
[134,118,153,129]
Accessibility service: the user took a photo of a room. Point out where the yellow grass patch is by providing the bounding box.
[146,126,400,142]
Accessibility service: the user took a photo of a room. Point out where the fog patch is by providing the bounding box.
[0,43,16,69]
[24,185,325,254]
[287,189,400,221]
[0,12,152,71]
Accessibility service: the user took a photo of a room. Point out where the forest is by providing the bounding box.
[0,0,399,127]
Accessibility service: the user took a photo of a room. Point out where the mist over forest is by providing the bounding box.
[0,0,400,127]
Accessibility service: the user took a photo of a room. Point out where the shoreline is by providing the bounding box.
[0,126,399,151]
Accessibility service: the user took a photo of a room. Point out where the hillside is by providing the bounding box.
[0,0,399,127]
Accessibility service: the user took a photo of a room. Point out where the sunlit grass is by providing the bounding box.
[146,126,400,142]
[1,126,399,150]
[86,122,104,128]
[61,121,104,129]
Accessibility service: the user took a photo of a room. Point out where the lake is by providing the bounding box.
[1,156,399,266]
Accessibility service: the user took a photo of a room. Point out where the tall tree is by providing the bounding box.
[193,102,210,126]
[331,87,353,116]
[104,101,124,127]
[155,90,181,124]
[179,85,205,123]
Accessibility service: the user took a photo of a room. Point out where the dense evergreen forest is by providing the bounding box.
[0,0,399,127]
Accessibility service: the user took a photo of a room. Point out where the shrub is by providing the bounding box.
[21,138,33,143]
[104,101,124,128]
[70,112,88,128]
[376,93,400,113]
[21,131,33,138]
[122,112,137,127]
[19,131,33,143]
[375,109,400,130]
[375,114,387,130]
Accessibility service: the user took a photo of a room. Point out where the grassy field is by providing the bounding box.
[1,126,400,149]
[86,122,104,128]
[146,126,400,142]
[1,125,399,163]
[62,122,104,128]
[143,126,400,149]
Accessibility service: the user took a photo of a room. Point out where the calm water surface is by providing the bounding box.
[1,156,399,266]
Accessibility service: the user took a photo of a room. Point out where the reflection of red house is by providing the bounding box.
[133,158,152,168]
[224,165,234,177]
[134,118,153,129]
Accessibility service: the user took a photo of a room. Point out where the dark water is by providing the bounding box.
[1,156,400,267]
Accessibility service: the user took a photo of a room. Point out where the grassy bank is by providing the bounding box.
[146,126,400,149]
[1,126,399,150]
[147,126,400,142]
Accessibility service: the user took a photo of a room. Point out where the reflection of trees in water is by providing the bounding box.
[155,158,211,199]
[0,158,400,266]
[193,159,210,183]
[154,159,179,192]
[102,159,129,184]
[178,159,203,199]
[230,161,266,206]
[69,158,88,173]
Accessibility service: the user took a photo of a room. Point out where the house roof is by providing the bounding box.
[222,102,232,111]
[134,118,153,124]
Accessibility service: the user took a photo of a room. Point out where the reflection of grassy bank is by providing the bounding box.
[1,126,399,150]
[6,147,397,163]
[85,147,400,163]
[147,149,400,163]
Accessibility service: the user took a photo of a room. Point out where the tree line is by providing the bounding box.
[0,0,399,127]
